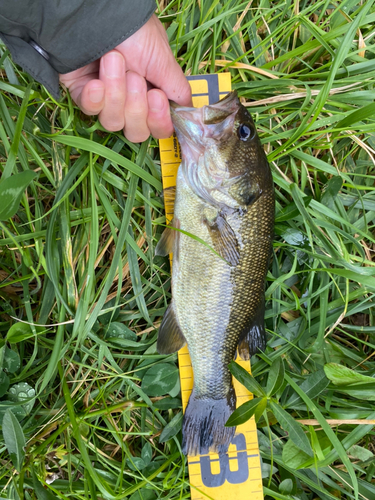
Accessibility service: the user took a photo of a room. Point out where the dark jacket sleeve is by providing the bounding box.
[0,1,156,99]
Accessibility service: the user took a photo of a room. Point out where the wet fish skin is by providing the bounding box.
[156,91,274,456]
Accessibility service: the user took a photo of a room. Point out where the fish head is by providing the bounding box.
[170,92,270,207]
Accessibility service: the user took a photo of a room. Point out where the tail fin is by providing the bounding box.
[182,387,236,456]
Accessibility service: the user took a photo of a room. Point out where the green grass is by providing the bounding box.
[1,1,375,499]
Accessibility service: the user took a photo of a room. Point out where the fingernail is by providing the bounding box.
[103,52,124,78]
[149,92,164,112]
[89,87,104,103]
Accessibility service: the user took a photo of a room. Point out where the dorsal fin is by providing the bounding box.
[237,297,266,360]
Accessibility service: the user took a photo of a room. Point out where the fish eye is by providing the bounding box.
[238,123,255,141]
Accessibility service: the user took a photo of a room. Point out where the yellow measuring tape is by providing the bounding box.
[159,74,264,500]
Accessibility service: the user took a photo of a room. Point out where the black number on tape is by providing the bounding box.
[187,74,220,105]
[199,434,253,487]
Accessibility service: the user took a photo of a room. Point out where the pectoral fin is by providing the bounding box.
[157,302,186,354]
[237,297,266,360]
[203,211,240,266]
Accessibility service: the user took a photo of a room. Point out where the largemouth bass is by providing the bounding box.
[156,91,274,456]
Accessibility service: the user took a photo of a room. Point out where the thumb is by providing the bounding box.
[147,56,192,106]
[115,14,192,106]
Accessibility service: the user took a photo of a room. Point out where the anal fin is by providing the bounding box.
[237,297,267,360]
[157,302,186,354]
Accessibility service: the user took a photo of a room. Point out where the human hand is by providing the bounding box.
[59,14,192,142]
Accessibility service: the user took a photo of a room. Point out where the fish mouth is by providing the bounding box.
[202,91,240,124]
[170,91,240,145]
[170,91,239,121]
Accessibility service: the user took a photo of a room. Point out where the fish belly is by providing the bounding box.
[173,171,234,399]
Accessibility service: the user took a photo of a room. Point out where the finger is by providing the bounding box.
[147,89,173,139]
[59,60,99,88]
[98,50,126,131]
[75,79,105,115]
[59,62,105,115]
[123,71,150,143]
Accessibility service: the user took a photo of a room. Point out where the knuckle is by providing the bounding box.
[127,107,147,118]
[105,89,125,106]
